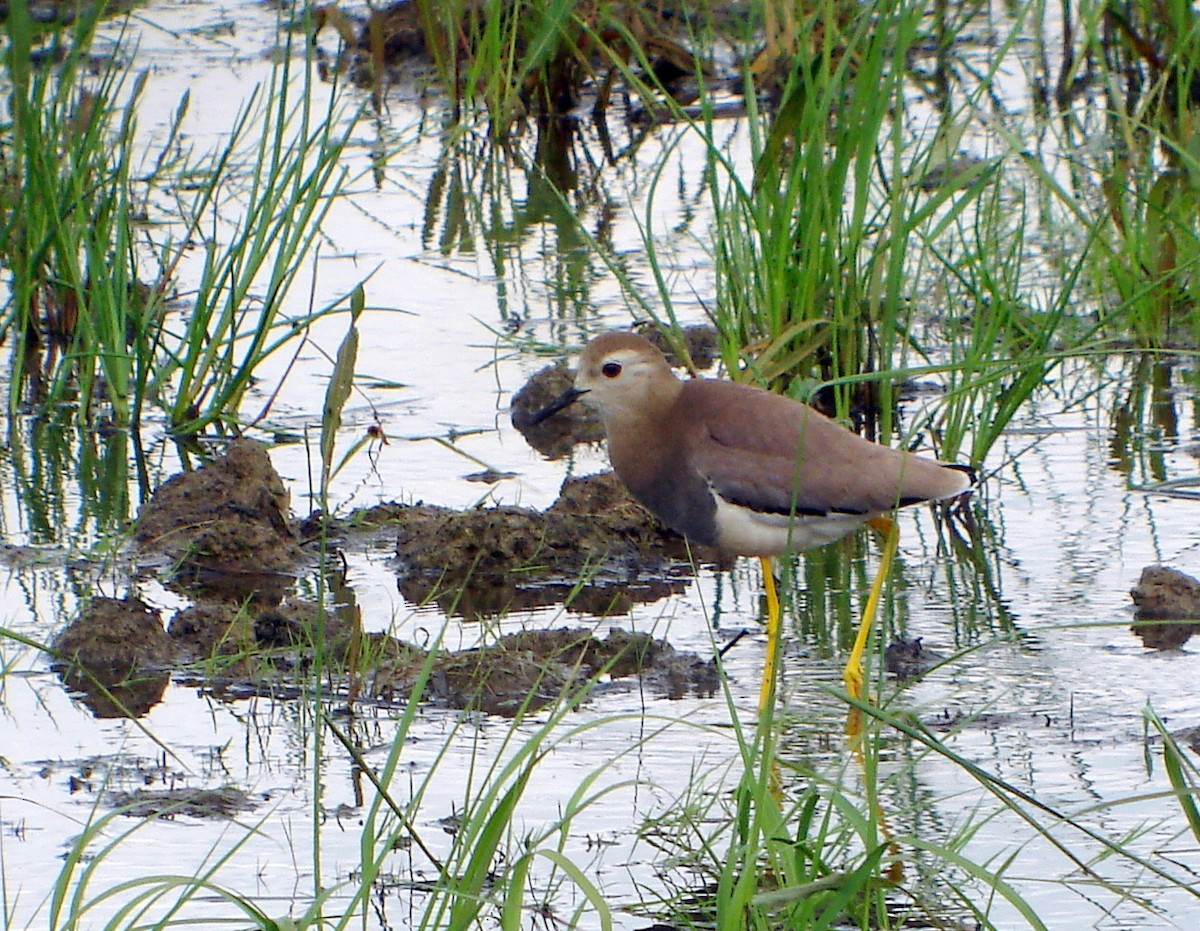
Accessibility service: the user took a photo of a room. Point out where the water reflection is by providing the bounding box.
[1110,354,1184,486]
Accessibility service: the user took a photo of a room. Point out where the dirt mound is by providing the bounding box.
[509,360,606,458]
[51,442,726,720]
[509,325,718,458]
[393,472,710,617]
[424,626,718,716]
[134,439,302,588]
[50,596,174,717]
[53,595,174,675]
[1130,565,1200,649]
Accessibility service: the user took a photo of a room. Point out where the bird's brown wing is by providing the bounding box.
[682,379,966,516]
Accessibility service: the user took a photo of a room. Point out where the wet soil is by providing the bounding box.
[509,360,606,458]
[55,581,716,721]
[884,636,948,679]
[51,595,172,675]
[389,471,714,618]
[166,601,255,672]
[1129,565,1200,650]
[66,435,1200,734]
[422,627,719,716]
[134,438,302,597]
[31,749,258,820]
[925,707,1062,732]
[50,596,173,718]
[640,322,721,371]
[107,786,257,820]
[1172,725,1200,754]
[54,441,719,722]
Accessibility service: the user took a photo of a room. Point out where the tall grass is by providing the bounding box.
[592,0,1200,468]
[687,0,1013,437]
[0,0,364,540]
[0,2,146,423]
[0,1,359,440]
[411,0,667,133]
[151,62,356,438]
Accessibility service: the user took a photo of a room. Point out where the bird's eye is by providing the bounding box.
[601,361,622,378]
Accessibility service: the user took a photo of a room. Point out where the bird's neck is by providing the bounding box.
[607,379,680,430]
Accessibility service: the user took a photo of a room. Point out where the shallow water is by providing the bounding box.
[0,2,1199,929]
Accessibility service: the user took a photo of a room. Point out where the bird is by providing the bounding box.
[531,330,972,728]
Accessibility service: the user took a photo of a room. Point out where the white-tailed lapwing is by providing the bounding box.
[532,330,971,725]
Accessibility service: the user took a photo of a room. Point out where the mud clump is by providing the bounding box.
[167,602,257,676]
[426,626,718,716]
[53,594,718,720]
[134,439,301,590]
[107,786,257,820]
[509,360,605,458]
[354,633,429,701]
[166,596,365,681]
[1172,725,1200,755]
[885,636,947,679]
[52,443,724,721]
[1130,565,1200,650]
[251,599,361,660]
[52,596,174,677]
[133,440,360,675]
[639,322,719,371]
[225,623,718,718]
[51,596,174,717]
[394,472,707,617]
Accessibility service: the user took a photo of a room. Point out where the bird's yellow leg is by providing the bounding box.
[844,517,899,735]
[758,556,780,714]
[844,518,905,875]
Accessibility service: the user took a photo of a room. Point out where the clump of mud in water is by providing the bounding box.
[1170,725,1200,755]
[53,597,719,719]
[639,322,720,371]
[134,439,301,595]
[50,596,174,717]
[393,472,710,617]
[129,439,368,691]
[509,360,606,458]
[884,636,948,680]
[165,595,366,686]
[1130,565,1200,650]
[166,602,257,676]
[251,598,361,661]
[85,439,721,717]
[107,786,257,820]
[418,626,718,716]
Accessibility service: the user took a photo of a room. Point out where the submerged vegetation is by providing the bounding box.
[0,0,1198,929]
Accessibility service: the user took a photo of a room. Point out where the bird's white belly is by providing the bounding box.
[712,495,870,557]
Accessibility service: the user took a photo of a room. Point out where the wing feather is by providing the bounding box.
[680,379,966,516]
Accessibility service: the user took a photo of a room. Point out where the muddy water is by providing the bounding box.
[0,3,1198,930]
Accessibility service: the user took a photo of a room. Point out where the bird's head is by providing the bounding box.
[530,331,680,427]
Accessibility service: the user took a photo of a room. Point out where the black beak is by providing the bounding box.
[528,387,588,425]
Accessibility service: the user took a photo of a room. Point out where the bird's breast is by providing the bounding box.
[607,434,721,549]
